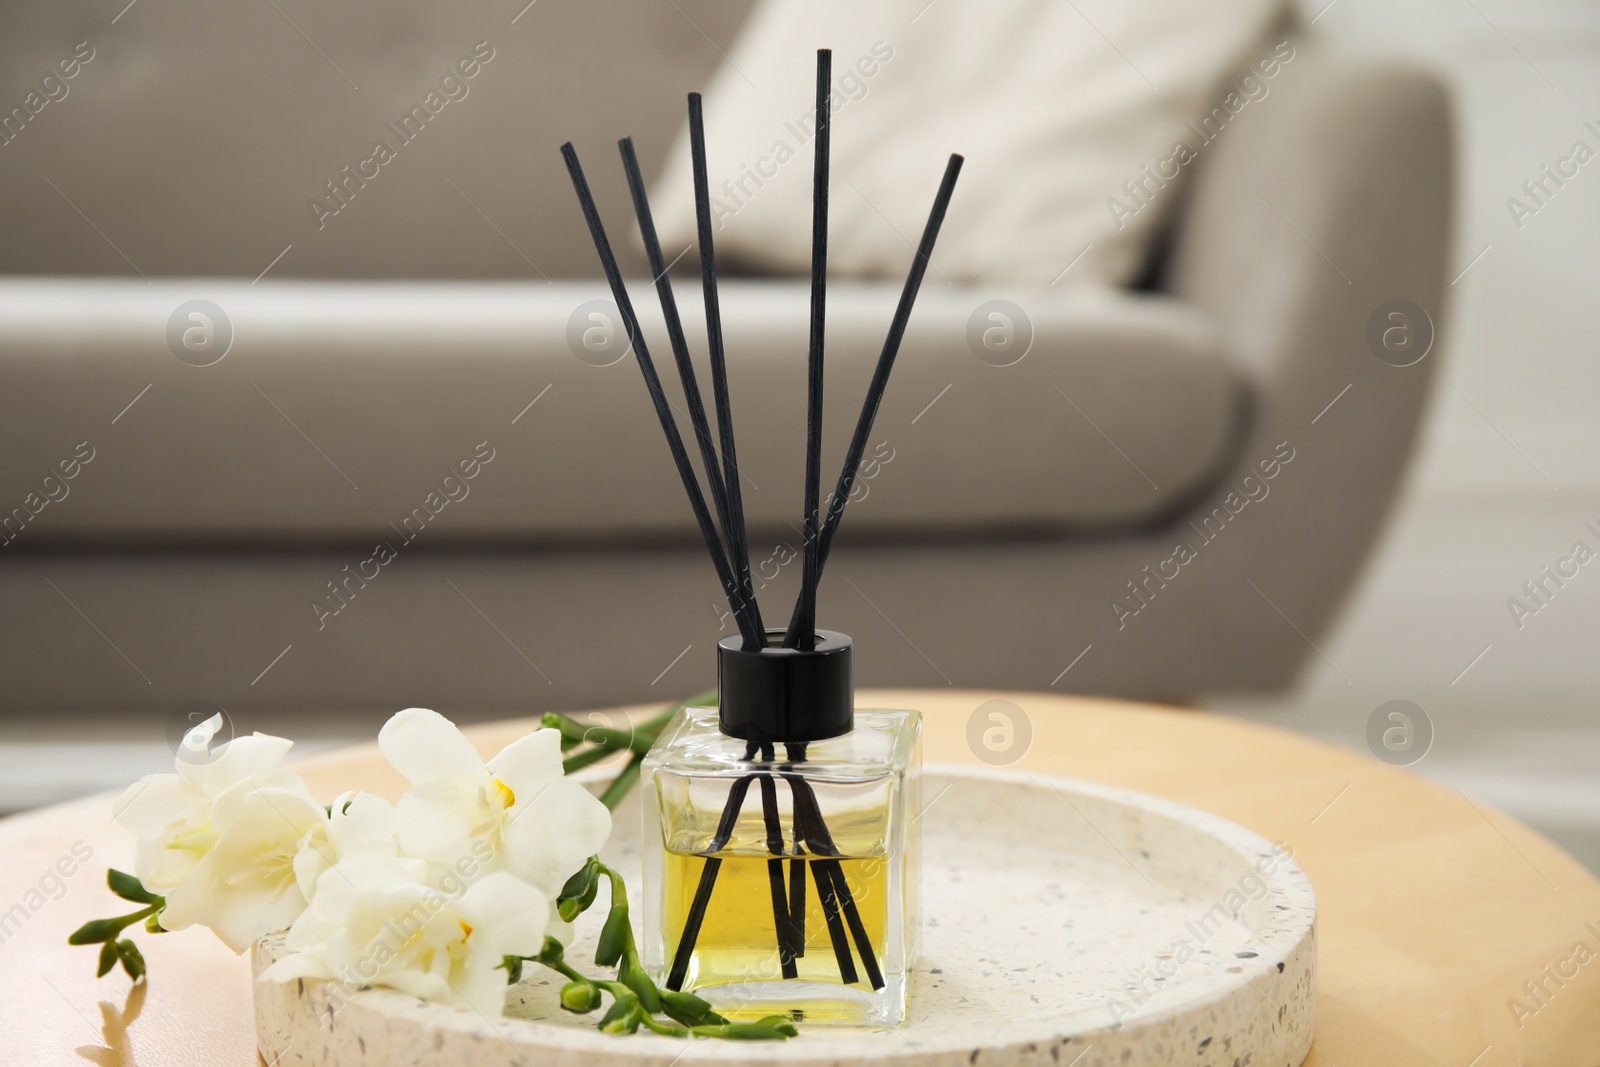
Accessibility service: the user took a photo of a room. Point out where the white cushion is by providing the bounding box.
[651,0,1287,286]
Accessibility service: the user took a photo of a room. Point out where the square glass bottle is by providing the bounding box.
[641,631,921,1025]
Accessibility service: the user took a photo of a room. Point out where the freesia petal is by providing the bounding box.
[543,907,573,948]
[330,792,398,854]
[112,774,200,838]
[210,780,325,840]
[379,708,486,785]
[394,781,483,866]
[453,966,511,1017]
[162,786,324,951]
[486,728,563,794]
[178,732,293,795]
[208,884,307,953]
[460,893,547,976]
[260,951,334,984]
[380,969,451,1005]
[459,872,549,942]
[503,779,612,891]
[135,837,199,893]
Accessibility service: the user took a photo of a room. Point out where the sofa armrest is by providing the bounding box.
[1149,48,1455,676]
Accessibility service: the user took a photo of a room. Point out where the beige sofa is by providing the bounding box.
[0,3,1451,717]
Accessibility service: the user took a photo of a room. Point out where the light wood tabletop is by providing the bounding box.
[2,689,1596,1066]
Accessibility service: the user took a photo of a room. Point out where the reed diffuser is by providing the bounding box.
[562,49,961,1026]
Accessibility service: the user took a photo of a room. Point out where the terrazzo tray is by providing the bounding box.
[253,765,1316,1067]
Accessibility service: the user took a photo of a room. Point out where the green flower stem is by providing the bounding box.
[71,871,168,983]
[541,715,651,755]
[522,856,794,1041]
[598,754,643,811]
[548,957,592,988]
[640,1014,691,1037]
[561,743,625,775]
[67,904,160,945]
[636,687,716,732]
[552,689,717,781]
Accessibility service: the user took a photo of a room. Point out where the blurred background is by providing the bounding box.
[1216,0,1600,872]
[0,0,1595,874]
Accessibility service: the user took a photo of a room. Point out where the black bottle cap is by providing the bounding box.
[717,629,853,744]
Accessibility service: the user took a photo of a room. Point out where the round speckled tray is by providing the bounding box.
[253,765,1315,1067]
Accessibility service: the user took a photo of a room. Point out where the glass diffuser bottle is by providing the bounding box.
[561,40,958,1035]
[642,630,921,1025]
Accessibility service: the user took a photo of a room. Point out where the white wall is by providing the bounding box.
[1218,0,1600,868]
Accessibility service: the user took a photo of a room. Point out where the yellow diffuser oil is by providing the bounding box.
[663,854,889,996]
[641,631,921,1025]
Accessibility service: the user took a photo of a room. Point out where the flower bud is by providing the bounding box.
[557,863,602,923]
[116,939,146,981]
[559,981,601,1013]
[535,936,566,966]
[753,1014,798,1037]
[595,904,629,967]
[598,991,640,1033]
[619,958,660,1013]
[712,1023,789,1040]
[660,988,719,1027]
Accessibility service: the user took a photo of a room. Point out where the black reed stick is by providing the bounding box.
[785,742,807,960]
[782,152,964,646]
[786,762,858,985]
[560,143,765,651]
[817,860,884,990]
[788,852,807,959]
[789,49,832,652]
[812,853,858,985]
[757,746,798,979]
[666,746,863,990]
[617,136,765,645]
[689,92,761,648]
[665,755,758,991]
[788,769,883,989]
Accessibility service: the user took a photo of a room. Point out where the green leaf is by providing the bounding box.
[96,940,118,977]
[594,905,628,968]
[117,939,146,981]
[68,918,122,945]
[107,869,161,905]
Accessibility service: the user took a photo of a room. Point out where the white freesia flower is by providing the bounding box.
[378,709,611,896]
[112,731,330,953]
[292,791,399,901]
[262,853,548,1016]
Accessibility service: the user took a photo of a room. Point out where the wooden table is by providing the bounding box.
[3,689,1597,1066]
